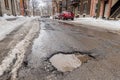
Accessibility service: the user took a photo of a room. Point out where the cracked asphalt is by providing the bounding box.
[1,18,120,80]
[18,18,120,80]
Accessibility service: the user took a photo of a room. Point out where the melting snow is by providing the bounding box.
[72,18,120,31]
[0,20,39,78]
[0,17,34,41]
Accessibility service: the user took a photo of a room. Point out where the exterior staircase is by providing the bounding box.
[110,0,120,19]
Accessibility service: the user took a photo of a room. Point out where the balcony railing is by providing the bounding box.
[110,0,120,16]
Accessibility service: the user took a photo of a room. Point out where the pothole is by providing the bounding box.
[44,51,95,73]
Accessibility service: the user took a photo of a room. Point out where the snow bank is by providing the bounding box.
[72,18,120,31]
[0,17,34,41]
[0,17,7,21]
[3,14,16,20]
[0,20,39,78]
[16,15,24,18]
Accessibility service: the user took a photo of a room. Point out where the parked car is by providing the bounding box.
[41,16,50,18]
[59,11,74,20]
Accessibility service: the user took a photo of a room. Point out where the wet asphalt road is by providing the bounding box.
[0,19,120,80]
[7,18,120,80]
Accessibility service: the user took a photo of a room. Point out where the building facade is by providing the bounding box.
[20,0,30,16]
[52,0,59,15]
[52,0,120,19]
[0,0,30,16]
[90,0,120,19]
[0,0,21,16]
[52,0,91,17]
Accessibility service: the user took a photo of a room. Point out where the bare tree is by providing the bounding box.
[31,0,39,16]
[41,0,52,16]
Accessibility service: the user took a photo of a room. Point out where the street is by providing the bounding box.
[0,18,120,80]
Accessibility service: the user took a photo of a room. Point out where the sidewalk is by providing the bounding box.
[0,16,35,41]
[58,18,120,34]
[0,14,17,21]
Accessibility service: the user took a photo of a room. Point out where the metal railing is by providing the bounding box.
[110,6,120,18]
[110,0,120,16]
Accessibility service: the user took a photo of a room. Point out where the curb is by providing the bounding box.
[56,20,120,35]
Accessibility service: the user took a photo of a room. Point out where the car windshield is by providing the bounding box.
[63,11,71,14]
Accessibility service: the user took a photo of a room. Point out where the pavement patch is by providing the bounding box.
[46,51,95,72]
[50,53,82,72]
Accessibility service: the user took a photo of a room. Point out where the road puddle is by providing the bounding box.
[49,52,94,72]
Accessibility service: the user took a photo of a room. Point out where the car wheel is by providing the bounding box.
[71,18,74,20]
[62,17,65,20]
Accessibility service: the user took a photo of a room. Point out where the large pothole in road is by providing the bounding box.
[47,51,95,72]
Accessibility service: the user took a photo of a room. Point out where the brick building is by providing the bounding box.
[0,0,30,16]
[52,0,120,19]
[90,0,120,19]
[52,0,61,15]
[70,0,91,17]
[52,0,91,17]
[0,0,20,16]
[20,0,30,16]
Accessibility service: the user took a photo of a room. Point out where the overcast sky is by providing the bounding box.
[36,0,46,7]
[30,0,52,10]
[36,0,52,7]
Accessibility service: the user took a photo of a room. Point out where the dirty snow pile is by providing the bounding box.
[72,18,120,31]
[0,17,34,41]
[3,14,16,19]
[0,20,39,78]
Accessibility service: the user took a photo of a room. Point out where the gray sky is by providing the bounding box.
[36,0,52,7]
[36,0,46,7]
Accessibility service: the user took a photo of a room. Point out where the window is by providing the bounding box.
[78,4,80,11]
[83,3,87,13]
[4,0,9,10]
[95,3,98,13]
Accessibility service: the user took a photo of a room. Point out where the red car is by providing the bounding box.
[59,11,74,20]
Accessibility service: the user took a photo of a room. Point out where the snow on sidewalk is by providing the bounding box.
[2,14,16,20]
[0,20,39,78]
[0,17,35,41]
[71,18,120,31]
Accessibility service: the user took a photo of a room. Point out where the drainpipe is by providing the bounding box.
[90,0,94,17]
[99,0,105,18]
[20,0,24,16]
[107,0,112,19]
[96,0,101,18]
